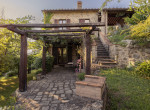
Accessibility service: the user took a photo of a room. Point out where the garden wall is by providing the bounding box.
[109,45,150,67]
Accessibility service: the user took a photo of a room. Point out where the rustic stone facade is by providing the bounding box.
[109,44,150,67]
[50,11,98,24]
[49,10,100,64]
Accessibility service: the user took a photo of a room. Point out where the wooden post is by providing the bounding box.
[85,34,91,75]
[42,41,46,75]
[19,34,27,92]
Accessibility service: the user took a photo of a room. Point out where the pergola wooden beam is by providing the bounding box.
[7,26,25,35]
[25,28,100,33]
[0,22,105,28]
[30,33,85,37]
[0,23,101,92]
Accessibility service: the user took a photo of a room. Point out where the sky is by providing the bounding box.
[0,0,132,23]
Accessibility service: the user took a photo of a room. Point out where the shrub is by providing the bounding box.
[28,55,36,73]
[5,70,18,77]
[135,60,150,77]
[0,72,2,77]
[32,56,54,73]
[107,27,130,45]
[77,73,85,81]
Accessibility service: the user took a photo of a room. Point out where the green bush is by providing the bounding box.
[32,56,54,73]
[0,72,2,77]
[77,73,85,81]
[28,55,36,73]
[107,27,130,45]
[135,60,150,77]
[5,70,18,77]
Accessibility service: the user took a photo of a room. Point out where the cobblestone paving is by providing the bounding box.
[16,67,103,110]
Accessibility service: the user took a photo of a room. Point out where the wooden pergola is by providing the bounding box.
[0,22,105,92]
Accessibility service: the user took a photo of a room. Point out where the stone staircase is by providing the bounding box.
[92,39,117,70]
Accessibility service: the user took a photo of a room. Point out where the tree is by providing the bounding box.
[0,16,34,73]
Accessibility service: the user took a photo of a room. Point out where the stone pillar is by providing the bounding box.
[101,10,108,35]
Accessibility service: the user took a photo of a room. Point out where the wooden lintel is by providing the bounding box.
[25,28,100,33]
[0,22,105,28]
[7,26,25,35]
[31,33,85,37]
[47,36,82,40]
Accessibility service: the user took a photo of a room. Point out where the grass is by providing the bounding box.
[99,69,150,110]
[0,68,42,107]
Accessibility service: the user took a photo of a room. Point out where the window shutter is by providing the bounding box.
[79,19,85,23]
[67,19,70,29]
[54,19,59,30]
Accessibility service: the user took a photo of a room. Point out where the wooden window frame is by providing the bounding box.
[79,19,90,23]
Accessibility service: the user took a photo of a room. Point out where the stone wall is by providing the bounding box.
[109,45,150,67]
[50,11,98,24]
[50,11,99,63]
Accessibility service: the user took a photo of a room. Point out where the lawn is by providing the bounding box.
[100,69,150,110]
[0,69,42,107]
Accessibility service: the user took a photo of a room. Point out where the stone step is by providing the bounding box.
[97,56,110,59]
[97,49,107,52]
[97,52,109,55]
[97,54,109,57]
[92,64,116,69]
[97,46,105,49]
[98,59,115,62]
[98,61,117,65]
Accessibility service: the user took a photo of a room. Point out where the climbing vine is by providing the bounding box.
[43,12,53,24]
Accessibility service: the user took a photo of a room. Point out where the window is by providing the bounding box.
[85,19,90,23]
[59,19,67,30]
[79,19,90,23]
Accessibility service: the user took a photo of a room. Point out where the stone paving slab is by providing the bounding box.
[15,67,102,110]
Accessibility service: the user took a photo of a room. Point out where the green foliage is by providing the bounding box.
[129,16,150,42]
[77,73,85,81]
[107,26,129,45]
[0,69,42,107]
[32,56,54,72]
[100,68,150,110]
[43,12,53,24]
[27,55,36,73]
[125,0,150,25]
[5,70,18,77]
[135,60,150,77]
[0,16,34,74]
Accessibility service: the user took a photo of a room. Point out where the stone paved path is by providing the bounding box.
[16,67,103,110]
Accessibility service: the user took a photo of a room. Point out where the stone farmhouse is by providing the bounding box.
[42,1,133,70]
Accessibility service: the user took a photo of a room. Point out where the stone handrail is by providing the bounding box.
[99,32,113,46]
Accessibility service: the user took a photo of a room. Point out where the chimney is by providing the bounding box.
[77,1,82,9]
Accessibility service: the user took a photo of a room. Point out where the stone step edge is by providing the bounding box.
[85,75,100,79]
[98,62,117,64]
[76,81,104,88]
